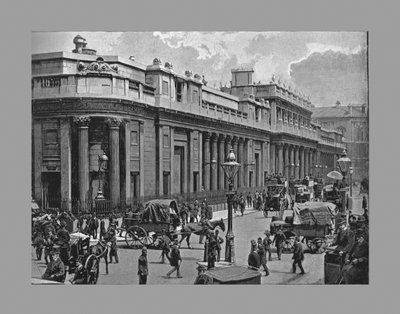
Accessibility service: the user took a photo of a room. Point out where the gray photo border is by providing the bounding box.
[1,0,398,313]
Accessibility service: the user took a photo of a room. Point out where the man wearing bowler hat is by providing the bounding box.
[138,247,149,284]
[56,220,70,266]
[42,245,66,283]
[262,230,273,261]
[334,219,355,255]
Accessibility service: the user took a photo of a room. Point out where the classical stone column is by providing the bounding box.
[33,120,43,204]
[232,136,238,188]
[270,143,276,175]
[237,138,244,188]
[284,144,290,180]
[74,116,91,210]
[294,146,300,179]
[106,117,123,208]
[60,118,72,210]
[203,132,211,191]
[225,135,232,189]
[277,143,284,176]
[198,131,203,192]
[300,147,305,179]
[218,134,226,190]
[243,138,249,187]
[157,124,164,195]
[289,145,295,179]
[139,121,145,199]
[187,129,194,193]
[210,133,218,191]
[304,148,309,178]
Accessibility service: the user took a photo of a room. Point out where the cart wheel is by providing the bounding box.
[142,235,155,247]
[125,226,147,249]
[282,237,295,253]
[85,254,99,284]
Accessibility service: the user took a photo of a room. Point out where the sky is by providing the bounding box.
[32,31,368,107]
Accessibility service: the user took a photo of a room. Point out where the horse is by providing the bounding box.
[177,218,226,249]
[89,232,112,275]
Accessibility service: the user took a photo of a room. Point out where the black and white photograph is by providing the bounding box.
[30,31,369,285]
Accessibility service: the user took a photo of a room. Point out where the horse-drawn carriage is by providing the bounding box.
[118,199,180,249]
[294,184,312,203]
[270,202,338,254]
[67,233,100,284]
[263,184,289,217]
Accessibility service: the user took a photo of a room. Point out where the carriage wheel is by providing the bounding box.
[125,226,147,249]
[282,236,295,253]
[85,254,100,284]
[141,235,155,247]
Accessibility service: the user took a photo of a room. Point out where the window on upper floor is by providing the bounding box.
[131,131,138,146]
[45,129,58,145]
[192,89,198,103]
[163,134,169,148]
[162,81,169,95]
[176,82,183,102]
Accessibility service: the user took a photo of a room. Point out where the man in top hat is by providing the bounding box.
[56,220,70,266]
[263,230,273,261]
[334,219,355,255]
[341,231,369,284]
[160,229,171,264]
[167,239,182,278]
[108,222,119,263]
[42,245,66,283]
[138,247,149,284]
[248,240,261,270]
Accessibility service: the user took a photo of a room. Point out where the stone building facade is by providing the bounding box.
[312,102,369,182]
[32,35,345,211]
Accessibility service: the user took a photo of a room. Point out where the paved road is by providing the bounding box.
[32,191,367,285]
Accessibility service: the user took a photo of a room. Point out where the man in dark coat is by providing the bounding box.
[362,196,368,221]
[248,240,261,270]
[160,229,171,264]
[257,237,269,276]
[166,240,182,278]
[70,258,87,285]
[56,220,70,266]
[292,237,305,274]
[207,232,217,269]
[341,232,369,284]
[334,220,356,255]
[88,213,99,239]
[108,223,119,263]
[239,194,246,216]
[272,228,287,260]
[42,246,65,283]
[263,230,273,261]
[138,247,149,284]
[215,230,224,262]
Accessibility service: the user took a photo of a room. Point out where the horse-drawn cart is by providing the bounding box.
[270,202,338,254]
[119,199,180,249]
[263,184,288,217]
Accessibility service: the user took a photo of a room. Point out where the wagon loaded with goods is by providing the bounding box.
[263,184,289,217]
[118,199,180,249]
[270,202,338,254]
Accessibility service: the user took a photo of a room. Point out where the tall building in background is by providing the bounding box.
[312,101,369,182]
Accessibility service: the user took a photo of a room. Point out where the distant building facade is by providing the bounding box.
[32,35,345,211]
[312,102,369,182]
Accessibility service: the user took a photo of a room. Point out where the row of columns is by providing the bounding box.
[270,143,331,180]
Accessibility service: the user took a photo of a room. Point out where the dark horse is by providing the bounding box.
[177,219,225,249]
[89,232,112,275]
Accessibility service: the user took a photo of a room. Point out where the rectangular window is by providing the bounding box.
[163,172,170,195]
[45,129,58,144]
[176,82,183,102]
[162,81,169,95]
[163,134,169,147]
[192,90,198,103]
[131,131,138,145]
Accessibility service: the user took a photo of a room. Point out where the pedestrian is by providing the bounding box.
[160,229,171,264]
[108,223,119,263]
[239,194,246,216]
[362,196,368,210]
[32,231,44,261]
[138,247,148,284]
[334,219,356,255]
[70,257,87,285]
[191,199,199,223]
[166,240,182,278]
[248,240,261,270]
[292,237,305,274]
[272,227,287,260]
[257,237,269,276]
[42,245,66,283]
[99,218,107,241]
[56,220,70,266]
[207,232,217,269]
[263,230,273,261]
[215,230,224,262]
[43,231,55,265]
[247,192,252,208]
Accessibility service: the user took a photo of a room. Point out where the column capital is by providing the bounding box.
[73,115,91,127]
[106,117,124,129]
[231,136,238,144]
[218,134,226,142]
[225,135,232,143]
[238,137,245,145]
[203,131,211,140]
[210,132,218,142]
[277,142,284,148]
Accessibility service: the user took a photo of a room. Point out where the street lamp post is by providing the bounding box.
[337,148,352,214]
[95,153,109,200]
[220,148,241,263]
